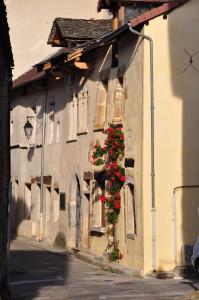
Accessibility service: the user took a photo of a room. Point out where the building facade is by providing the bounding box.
[11,0,199,275]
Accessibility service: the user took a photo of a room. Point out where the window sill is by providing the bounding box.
[93,127,104,132]
[90,227,106,236]
[10,144,42,149]
[77,131,88,136]
[66,138,77,143]
[126,233,136,240]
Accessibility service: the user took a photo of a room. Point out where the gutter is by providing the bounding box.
[128,24,156,272]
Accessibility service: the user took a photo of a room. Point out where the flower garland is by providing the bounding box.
[92,124,125,262]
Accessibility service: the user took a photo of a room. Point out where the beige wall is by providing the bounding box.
[143,0,199,273]
[5,0,109,79]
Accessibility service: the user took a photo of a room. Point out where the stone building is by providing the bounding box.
[11,0,199,275]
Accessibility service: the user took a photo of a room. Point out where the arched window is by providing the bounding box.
[124,183,136,238]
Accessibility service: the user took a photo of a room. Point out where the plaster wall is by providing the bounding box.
[11,31,144,271]
[142,0,199,273]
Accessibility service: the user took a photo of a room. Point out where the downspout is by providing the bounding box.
[172,185,199,266]
[39,81,48,241]
[128,24,156,272]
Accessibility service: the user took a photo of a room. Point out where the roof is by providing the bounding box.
[130,0,189,27]
[97,0,173,12]
[13,68,45,89]
[45,0,189,65]
[35,48,68,68]
[14,0,189,89]
[0,0,14,67]
[48,18,112,45]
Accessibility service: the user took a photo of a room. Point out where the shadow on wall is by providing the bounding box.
[168,0,199,265]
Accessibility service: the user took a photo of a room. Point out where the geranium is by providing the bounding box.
[115,171,121,177]
[114,202,120,209]
[100,195,107,202]
[92,124,125,262]
[120,176,126,182]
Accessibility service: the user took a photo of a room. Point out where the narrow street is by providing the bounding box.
[9,238,199,300]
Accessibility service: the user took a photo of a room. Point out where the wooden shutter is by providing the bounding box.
[72,95,78,140]
[94,83,107,130]
[82,89,88,133]
[68,100,73,141]
[78,91,83,133]
[77,89,88,134]
[113,80,124,123]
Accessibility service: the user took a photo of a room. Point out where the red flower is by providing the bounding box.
[100,195,106,202]
[116,171,121,177]
[111,177,115,181]
[114,202,120,209]
[120,176,126,182]
[114,141,119,146]
[109,149,113,155]
[119,253,123,260]
[120,136,124,141]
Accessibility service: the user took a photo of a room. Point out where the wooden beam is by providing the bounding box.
[52,38,61,46]
[74,61,92,70]
[67,49,83,61]
[43,62,51,71]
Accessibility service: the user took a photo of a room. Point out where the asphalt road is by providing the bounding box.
[9,238,199,300]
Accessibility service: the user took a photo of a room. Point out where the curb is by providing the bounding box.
[75,250,143,278]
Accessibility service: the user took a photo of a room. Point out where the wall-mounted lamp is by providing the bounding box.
[24,119,33,139]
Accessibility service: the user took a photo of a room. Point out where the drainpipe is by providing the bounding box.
[39,81,48,241]
[128,24,156,272]
[172,185,199,266]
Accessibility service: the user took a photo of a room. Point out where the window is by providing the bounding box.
[68,94,78,141]
[78,88,88,134]
[28,107,37,147]
[113,78,124,124]
[94,82,107,130]
[45,186,52,239]
[47,102,55,144]
[55,121,60,143]
[24,183,31,220]
[53,188,59,222]
[124,183,136,238]
[60,192,66,211]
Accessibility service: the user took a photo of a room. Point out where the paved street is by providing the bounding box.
[9,238,199,300]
